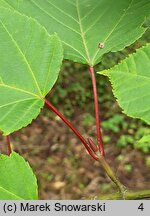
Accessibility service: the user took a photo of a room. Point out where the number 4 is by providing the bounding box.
[138,203,144,211]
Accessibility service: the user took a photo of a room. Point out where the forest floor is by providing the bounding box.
[1,106,150,199]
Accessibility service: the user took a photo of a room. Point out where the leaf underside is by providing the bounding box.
[99,43,150,125]
[0,152,38,200]
[0,8,63,135]
[1,0,150,65]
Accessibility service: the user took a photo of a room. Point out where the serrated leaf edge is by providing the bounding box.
[97,43,150,125]
[0,152,38,200]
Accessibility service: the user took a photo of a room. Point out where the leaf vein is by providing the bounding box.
[0,98,36,109]
[62,40,88,62]
[0,187,23,200]
[76,0,91,64]
[30,0,80,35]
[46,0,79,23]
[9,100,40,130]
[92,0,134,64]
[0,19,42,96]
[0,84,39,98]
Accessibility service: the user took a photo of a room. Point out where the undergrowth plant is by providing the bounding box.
[0,0,150,200]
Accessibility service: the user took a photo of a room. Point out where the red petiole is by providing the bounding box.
[89,66,105,156]
[6,135,11,156]
[44,98,99,161]
[45,66,105,159]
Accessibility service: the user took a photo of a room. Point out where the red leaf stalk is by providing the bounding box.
[89,66,105,156]
[44,98,99,161]
[6,135,11,156]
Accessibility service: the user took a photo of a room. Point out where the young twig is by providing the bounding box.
[89,66,105,156]
[96,189,150,200]
[98,155,126,198]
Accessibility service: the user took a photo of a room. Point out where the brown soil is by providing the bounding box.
[1,108,150,199]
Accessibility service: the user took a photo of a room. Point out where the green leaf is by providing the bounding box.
[1,0,150,65]
[138,135,150,143]
[0,152,38,200]
[98,43,150,124]
[135,135,150,153]
[0,8,63,135]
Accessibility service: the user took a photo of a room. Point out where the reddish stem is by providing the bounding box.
[89,66,105,156]
[6,135,11,156]
[44,98,98,161]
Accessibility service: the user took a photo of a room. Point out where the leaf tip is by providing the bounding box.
[97,69,109,76]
